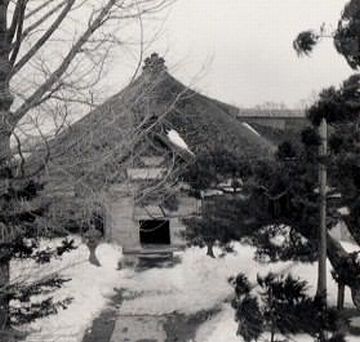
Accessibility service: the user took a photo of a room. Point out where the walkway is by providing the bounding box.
[82,256,211,342]
[110,315,167,342]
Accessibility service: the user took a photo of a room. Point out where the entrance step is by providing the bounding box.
[121,244,184,269]
[123,244,185,255]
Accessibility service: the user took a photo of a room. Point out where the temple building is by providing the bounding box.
[31,53,275,259]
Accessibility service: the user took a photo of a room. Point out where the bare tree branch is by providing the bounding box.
[11,0,121,125]
[10,0,75,78]
[19,0,67,44]
[9,0,26,66]
[24,0,58,20]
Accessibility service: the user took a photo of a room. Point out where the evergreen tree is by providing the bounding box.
[230,273,346,342]
[0,175,77,335]
[183,148,252,257]
[185,0,360,310]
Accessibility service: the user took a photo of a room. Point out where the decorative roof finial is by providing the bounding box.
[143,53,166,74]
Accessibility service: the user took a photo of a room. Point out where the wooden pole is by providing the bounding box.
[317,118,328,303]
[317,118,328,342]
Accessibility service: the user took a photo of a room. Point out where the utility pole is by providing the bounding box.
[317,117,328,303]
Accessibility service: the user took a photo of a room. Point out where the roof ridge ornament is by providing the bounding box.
[143,53,167,74]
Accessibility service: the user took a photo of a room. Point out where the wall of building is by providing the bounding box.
[104,184,199,254]
[238,116,308,131]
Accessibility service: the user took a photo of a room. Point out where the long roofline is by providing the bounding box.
[237,108,305,118]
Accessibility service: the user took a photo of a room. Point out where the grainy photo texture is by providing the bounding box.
[0,1,359,341]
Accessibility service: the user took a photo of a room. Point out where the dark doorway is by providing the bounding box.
[139,220,170,245]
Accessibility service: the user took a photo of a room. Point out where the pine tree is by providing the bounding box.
[183,148,252,257]
[230,273,346,342]
[185,0,360,309]
[0,175,77,334]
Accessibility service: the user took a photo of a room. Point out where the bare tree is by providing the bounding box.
[0,0,174,337]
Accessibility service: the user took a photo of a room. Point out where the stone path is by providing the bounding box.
[82,255,205,342]
[110,315,167,342]
[83,255,297,342]
[82,283,216,342]
[84,307,215,342]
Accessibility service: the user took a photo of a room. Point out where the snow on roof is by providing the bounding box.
[338,207,350,215]
[201,189,224,198]
[241,122,261,137]
[313,186,341,198]
[166,129,194,156]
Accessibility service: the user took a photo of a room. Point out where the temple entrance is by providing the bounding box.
[139,220,171,245]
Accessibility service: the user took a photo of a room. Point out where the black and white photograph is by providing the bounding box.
[0,1,360,341]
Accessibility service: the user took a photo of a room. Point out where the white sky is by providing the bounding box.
[140,0,352,108]
[16,0,355,141]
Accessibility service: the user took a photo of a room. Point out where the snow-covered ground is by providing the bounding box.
[118,242,358,316]
[195,241,360,342]
[119,244,295,316]
[117,241,359,342]
[11,239,360,342]
[11,238,123,342]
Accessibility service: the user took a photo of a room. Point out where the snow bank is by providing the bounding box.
[118,244,296,316]
[11,239,123,342]
[195,241,360,342]
[196,304,240,342]
[11,238,359,342]
[119,241,359,317]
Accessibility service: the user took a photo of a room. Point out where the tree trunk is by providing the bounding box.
[351,287,360,309]
[296,229,360,309]
[342,216,360,245]
[337,283,345,311]
[206,242,215,258]
[326,234,350,272]
[0,259,10,339]
[0,132,13,338]
[0,260,9,326]
[326,233,360,309]
[0,4,15,331]
[87,241,101,267]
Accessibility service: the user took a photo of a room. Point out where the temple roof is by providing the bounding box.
[30,53,276,188]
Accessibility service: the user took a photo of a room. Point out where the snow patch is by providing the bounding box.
[241,122,261,137]
[270,234,287,247]
[196,240,360,342]
[11,239,123,342]
[118,241,359,317]
[167,128,194,155]
[12,238,360,342]
[118,244,295,316]
[338,206,350,215]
